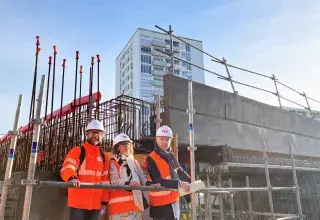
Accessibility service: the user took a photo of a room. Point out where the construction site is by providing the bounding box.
[1,24,320,220]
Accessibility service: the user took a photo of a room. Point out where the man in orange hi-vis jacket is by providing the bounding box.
[60,120,110,220]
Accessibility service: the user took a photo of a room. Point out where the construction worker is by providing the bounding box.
[108,133,160,220]
[60,120,110,220]
[146,125,191,220]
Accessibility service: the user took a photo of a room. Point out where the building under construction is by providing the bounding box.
[1,25,320,220]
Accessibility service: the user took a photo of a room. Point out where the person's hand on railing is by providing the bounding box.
[69,178,81,188]
[129,181,140,187]
[150,183,161,188]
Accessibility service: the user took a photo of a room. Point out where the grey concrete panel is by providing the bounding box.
[169,108,320,157]
[164,75,320,157]
[170,108,264,152]
[164,74,226,118]
[225,92,243,121]
[192,83,226,118]
[263,106,295,132]
[164,74,188,110]
[291,115,320,138]
[241,98,265,126]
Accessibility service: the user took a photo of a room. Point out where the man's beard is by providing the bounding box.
[87,137,100,145]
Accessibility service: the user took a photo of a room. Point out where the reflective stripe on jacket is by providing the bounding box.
[60,141,110,210]
[148,151,179,206]
[108,159,141,216]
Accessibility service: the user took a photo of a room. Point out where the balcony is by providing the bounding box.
[153,80,164,87]
[152,60,167,67]
[151,49,166,57]
[152,40,167,48]
[141,92,154,97]
[152,70,166,76]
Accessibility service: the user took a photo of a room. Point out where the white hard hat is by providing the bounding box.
[86,120,105,132]
[156,125,173,138]
[113,133,132,146]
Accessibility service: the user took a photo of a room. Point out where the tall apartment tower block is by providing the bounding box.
[115,28,205,102]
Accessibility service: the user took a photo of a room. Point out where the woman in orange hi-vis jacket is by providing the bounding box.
[60,120,110,220]
[108,133,160,220]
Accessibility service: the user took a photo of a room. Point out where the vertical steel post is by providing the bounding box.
[0,94,23,219]
[262,133,275,220]
[154,94,162,131]
[96,54,101,120]
[217,170,225,220]
[48,46,57,169]
[196,175,201,217]
[172,133,178,160]
[168,25,174,75]
[21,75,46,220]
[187,80,197,220]
[288,143,303,219]
[72,51,79,145]
[222,57,237,94]
[246,176,254,220]
[228,178,235,219]
[205,168,212,220]
[302,92,313,118]
[42,56,52,149]
[88,57,94,122]
[78,66,83,141]
[272,74,282,109]
[56,59,66,171]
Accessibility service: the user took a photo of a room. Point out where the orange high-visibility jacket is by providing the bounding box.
[147,151,179,206]
[60,141,110,210]
[108,159,141,216]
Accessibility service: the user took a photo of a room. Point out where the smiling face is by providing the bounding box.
[117,141,133,157]
[156,136,172,151]
[85,129,104,145]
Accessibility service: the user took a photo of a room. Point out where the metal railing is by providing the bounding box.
[195,132,304,220]
[154,25,320,119]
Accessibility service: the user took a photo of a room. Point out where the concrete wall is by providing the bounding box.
[4,172,68,220]
[163,74,320,157]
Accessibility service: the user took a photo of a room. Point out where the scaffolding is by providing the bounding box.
[153,25,320,118]
[0,90,307,220]
[1,26,320,219]
[197,134,304,220]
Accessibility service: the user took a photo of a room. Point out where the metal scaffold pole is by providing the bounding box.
[168,25,174,75]
[272,74,282,109]
[222,57,237,94]
[288,143,303,219]
[262,132,275,220]
[154,94,162,130]
[21,75,46,220]
[0,94,23,219]
[186,80,197,220]
[246,176,254,220]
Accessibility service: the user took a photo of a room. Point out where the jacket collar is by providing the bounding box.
[83,141,100,152]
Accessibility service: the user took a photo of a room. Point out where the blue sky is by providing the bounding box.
[1,0,320,134]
